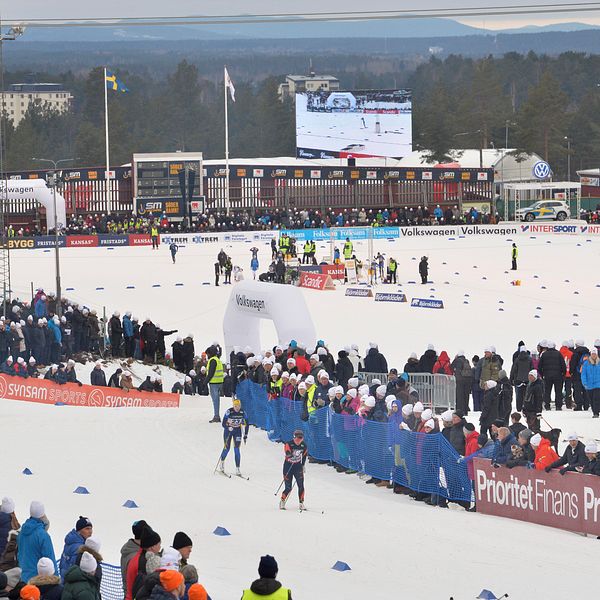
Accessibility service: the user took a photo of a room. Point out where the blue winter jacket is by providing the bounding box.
[34,298,47,318]
[47,320,62,344]
[123,315,133,338]
[492,432,518,465]
[17,517,58,581]
[59,529,85,581]
[582,360,600,390]
[0,511,11,556]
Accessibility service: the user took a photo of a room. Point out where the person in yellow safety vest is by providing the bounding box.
[206,345,224,423]
[343,237,353,260]
[304,375,317,415]
[388,257,398,284]
[511,243,518,270]
[241,555,291,600]
[151,224,159,250]
[302,240,311,264]
[310,240,317,263]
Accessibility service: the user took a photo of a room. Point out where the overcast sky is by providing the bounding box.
[3,0,599,30]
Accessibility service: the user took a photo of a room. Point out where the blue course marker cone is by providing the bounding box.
[123,500,139,508]
[541,286,547,290]
[573,313,578,317]
[22,467,33,475]
[66,287,75,291]
[498,308,504,312]
[202,282,210,285]
[442,262,447,265]
[499,300,504,304]
[73,486,89,494]
[463,301,469,304]
[574,291,580,295]
[536,306,542,310]
[534,315,540,319]
[332,561,351,572]
[54,401,66,406]
[175,283,184,287]
[213,526,230,536]
[464,293,470,297]
[573,322,579,326]
[96,287,104,291]
[126,285,135,289]
[454,272,460,275]
[482,277,487,280]
[448,237,455,241]
[152,284,161,288]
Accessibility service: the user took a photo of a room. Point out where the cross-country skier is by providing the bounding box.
[218,398,249,476]
[280,429,308,511]
[169,243,178,264]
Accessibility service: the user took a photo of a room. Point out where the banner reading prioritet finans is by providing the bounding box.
[474,458,600,536]
[0,373,179,408]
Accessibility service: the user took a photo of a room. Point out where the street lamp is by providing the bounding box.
[32,157,75,317]
[564,136,571,181]
[453,129,483,167]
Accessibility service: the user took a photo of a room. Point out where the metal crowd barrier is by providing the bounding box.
[357,372,456,412]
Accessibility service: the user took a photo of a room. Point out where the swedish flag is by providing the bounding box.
[105,70,128,93]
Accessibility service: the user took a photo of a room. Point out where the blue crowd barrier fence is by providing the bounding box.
[237,379,472,502]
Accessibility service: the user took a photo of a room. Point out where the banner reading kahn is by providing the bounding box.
[474,458,600,536]
[0,373,179,408]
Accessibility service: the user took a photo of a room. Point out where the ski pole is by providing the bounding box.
[273,462,294,495]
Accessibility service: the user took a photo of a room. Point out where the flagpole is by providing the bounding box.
[224,66,230,216]
[103,67,111,215]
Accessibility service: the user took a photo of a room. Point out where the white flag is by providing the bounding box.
[224,66,236,102]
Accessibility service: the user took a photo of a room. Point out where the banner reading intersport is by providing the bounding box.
[474,458,600,536]
[0,373,179,408]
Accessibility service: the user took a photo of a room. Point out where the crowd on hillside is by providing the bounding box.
[0,501,293,599]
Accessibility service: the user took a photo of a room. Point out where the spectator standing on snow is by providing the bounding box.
[523,370,544,431]
[17,502,57,582]
[109,312,123,357]
[479,347,502,389]
[451,351,472,415]
[538,341,566,410]
[90,362,107,387]
[581,346,600,418]
[206,345,224,423]
[510,345,533,412]
[418,256,428,284]
[241,555,291,600]
[59,517,93,581]
[62,552,100,600]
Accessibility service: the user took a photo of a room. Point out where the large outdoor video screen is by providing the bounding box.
[295,89,412,159]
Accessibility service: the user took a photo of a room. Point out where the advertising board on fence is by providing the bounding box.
[66,235,98,248]
[299,271,336,291]
[474,458,600,536]
[321,264,345,280]
[0,373,179,408]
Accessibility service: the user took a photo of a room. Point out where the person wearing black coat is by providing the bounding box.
[582,451,600,476]
[363,346,388,373]
[448,414,466,455]
[171,339,184,372]
[155,327,177,362]
[418,256,428,284]
[570,342,590,411]
[72,306,85,353]
[138,376,154,392]
[418,347,437,374]
[403,354,420,373]
[275,258,286,283]
[480,380,499,436]
[510,348,533,412]
[90,363,107,387]
[109,312,123,357]
[108,368,123,388]
[545,438,588,474]
[538,343,566,410]
[506,431,535,468]
[27,573,63,600]
[523,372,544,431]
[335,350,353,389]
[140,319,158,362]
[497,370,513,426]
[182,336,195,373]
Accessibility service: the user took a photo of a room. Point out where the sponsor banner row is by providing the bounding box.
[8,222,600,251]
[474,458,600,536]
[0,373,179,408]
[298,271,336,291]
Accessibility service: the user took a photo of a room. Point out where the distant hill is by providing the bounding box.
[17,17,600,42]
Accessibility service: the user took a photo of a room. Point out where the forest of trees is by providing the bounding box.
[3,51,600,178]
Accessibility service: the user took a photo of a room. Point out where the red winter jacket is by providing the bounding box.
[295,354,311,375]
[534,438,560,471]
[465,430,480,457]
[433,351,453,375]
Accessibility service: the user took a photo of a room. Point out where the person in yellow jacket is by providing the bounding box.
[241,555,292,600]
[343,237,353,260]
[151,224,159,250]
[302,240,311,265]
[206,345,224,423]
[511,243,518,270]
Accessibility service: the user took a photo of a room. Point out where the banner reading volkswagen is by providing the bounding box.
[296,89,412,159]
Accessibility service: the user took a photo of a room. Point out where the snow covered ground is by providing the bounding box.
[3,229,600,599]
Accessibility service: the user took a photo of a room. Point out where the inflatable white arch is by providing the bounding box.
[223,280,317,358]
[2,179,67,233]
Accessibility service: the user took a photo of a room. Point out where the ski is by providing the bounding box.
[236,474,250,480]
[217,470,232,479]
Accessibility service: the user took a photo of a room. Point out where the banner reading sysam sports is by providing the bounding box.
[0,373,179,408]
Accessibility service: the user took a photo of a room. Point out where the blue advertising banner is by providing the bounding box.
[287,226,400,242]
[410,297,444,309]
[98,234,129,246]
[375,292,407,302]
[34,235,66,249]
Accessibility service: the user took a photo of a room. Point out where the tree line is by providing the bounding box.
[2,51,600,178]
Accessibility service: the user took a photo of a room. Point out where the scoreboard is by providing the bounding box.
[133,152,203,218]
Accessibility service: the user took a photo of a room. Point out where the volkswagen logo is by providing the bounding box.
[532,161,551,180]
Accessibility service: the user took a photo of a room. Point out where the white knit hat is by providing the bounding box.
[364,396,376,408]
[348,377,359,388]
[401,404,413,416]
[585,441,598,453]
[37,557,55,577]
[421,409,433,421]
[565,432,578,442]
[347,389,357,399]
[30,501,45,519]
[530,433,542,447]
[1,496,15,514]
[84,536,101,553]
[413,401,424,412]
[376,385,387,398]
[160,549,182,571]
[80,552,97,574]
[441,410,453,423]
[424,419,435,429]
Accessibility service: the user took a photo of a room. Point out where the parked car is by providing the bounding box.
[515,200,570,222]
